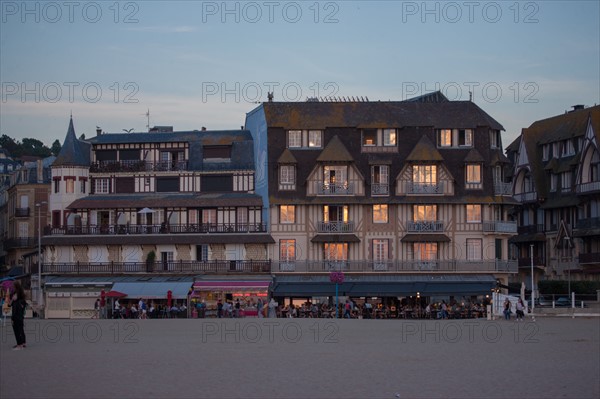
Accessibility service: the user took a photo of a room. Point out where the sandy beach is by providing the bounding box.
[1,317,599,399]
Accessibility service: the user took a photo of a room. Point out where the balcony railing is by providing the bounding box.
[483,221,518,233]
[494,182,512,196]
[316,182,354,195]
[43,260,272,274]
[518,257,545,267]
[4,237,37,250]
[407,221,444,232]
[579,253,600,264]
[371,183,389,196]
[513,192,537,202]
[576,217,600,229]
[275,260,518,273]
[45,223,267,236]
[405,181,444,195]
[90,160,189,173]
[577,181,600,194]
[517,224,545,234]
[15,207,30,217]
[317,221,354,233]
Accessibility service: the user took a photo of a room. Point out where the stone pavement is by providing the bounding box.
[1,317,599,399]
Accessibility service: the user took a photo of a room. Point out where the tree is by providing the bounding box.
[51,139,62,156]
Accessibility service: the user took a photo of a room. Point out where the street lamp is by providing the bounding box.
[530,243,535,313]
[36,201,47,310]
[565,235,571,298]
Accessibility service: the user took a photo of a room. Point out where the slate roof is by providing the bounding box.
[277,149,297,164]
[316,136,354,162]
[53,118,91,167]
[88,130,252,145]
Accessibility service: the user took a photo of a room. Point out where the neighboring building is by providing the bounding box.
[0,147,22,269]
[42,118,273,318]
[245,93,518,301]
[2,156,53,300]
[511,104,600,288]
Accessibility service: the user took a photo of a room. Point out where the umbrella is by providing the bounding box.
[105,290,127,298]
[167,290,172,308]
[137,208,155,214]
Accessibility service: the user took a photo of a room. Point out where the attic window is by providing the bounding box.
[436,129,473,148]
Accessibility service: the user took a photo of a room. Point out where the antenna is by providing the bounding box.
[142,109,150,131]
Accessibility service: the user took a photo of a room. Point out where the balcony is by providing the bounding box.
[43,260,272,274]
[371,183,389,196]
[407,221,444,232]
[317,221,354,233]
[579,253,600,264]
[494,182,512,196]
[517,224,545,235]
[45,222,267,236]
[316,182,354,195]
[15,207,30,217]
[90,160,189,173]
[576,217,600,230]
[483,221,517,234]
[577,181,600,194]
[274,260,518,273]
[4,237,37,250]
[518,257,545,267]
[513,192,537,202]
[405,181,444,195]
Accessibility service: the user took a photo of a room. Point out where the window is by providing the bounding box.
[323,165,348,189]
[324,243,348,262]
[362,129,377,146]
[94,178,110,194]
[288,130,302,148]
[156,177,179,192]
[279,165,296,190]
[383,129,397,146]
[64,178,73,194]
[438,129,452,147]
[280,205,295,224]
[466,205,481,223]
[201,175,232,192]
[308,130,322,147]
[414,243,437,261]
[18,222,29,238]
[413,205,437,221]
[562,140,575,157]
[371,165,389,195]
[80,179,86,194]
[324,205,348,222]
[196,245,209,261]
[466,239,482,261]
[542,145,549,161]
[373,204,388,223]
[466,164,482,189]
[201,209,217,224]
[54,178,60,193]
[373,239,389,264]
[458,129,473,146]
[280,239,296,262]
[561,172,571,192]
[490,130,500,149]
[550,174,557,192]
[413,165,437,183]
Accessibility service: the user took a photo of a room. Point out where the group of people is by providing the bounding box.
[100,298,187,319]
[503,297,526,321]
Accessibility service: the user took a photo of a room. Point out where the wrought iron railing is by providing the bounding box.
[43,260,272,274]
[275,260,518,273]
[317,221,355,233]
[407,221,444,232]
[45,223,267,236]
[482,221,518,233]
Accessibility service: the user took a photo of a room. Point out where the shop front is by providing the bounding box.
[44,277,113,319]
[191,277,272,317]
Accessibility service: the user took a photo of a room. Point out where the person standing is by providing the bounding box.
[92,299,100,319]
[268,298,278,318]
[9,281,27,350]
[503,298,512,320]
[440,301,448,319]
[515,298,525,321]
[343,299,352,319]
[257,298,264,318]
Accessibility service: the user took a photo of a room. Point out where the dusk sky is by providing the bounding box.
[1,1,598,147]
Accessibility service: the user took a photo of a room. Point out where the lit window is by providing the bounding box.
[413,205,436,221]
[373,239,389,262]
[280,239,296,261]
[413,165,437,183]
[466,205,481,223]
[438,129,452,147]
[459,129,473,146]
[373,204,388,223]
[383,129,397,146]
[280,205,295,224]
[362,129,377,146]
[288,130,302,148]
[308,130,322,147]
[466,164,482,189]
[324,243,348,261]
[279,165,296,190]
[66,179,75,193]
[414,243,437,261]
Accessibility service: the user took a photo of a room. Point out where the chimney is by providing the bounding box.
[96,127,102,136]
[201,127,207,131]
[37,159,43,183]
[241,126,244,130]
[572,104,585,111]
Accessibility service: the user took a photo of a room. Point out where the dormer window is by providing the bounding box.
[550,174,557,192]
[436,129,473,148]
[465,164,482,189]
[542,144,549,161]
[562,140,575,157]
[287,130,322,149]
[288,130,302,148]
[490,130,501,149]
[361,129,398,152]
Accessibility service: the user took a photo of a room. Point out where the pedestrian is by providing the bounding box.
[92,298,100,319]
[257,298,264,318]
[515,298,525,321]
[100,295,106,319]
[217,299,223,318]
[440,300,448,319]
[504,298,512,320]
[268,298,278,318]
[344,299,352,319]
[9,281,27,350]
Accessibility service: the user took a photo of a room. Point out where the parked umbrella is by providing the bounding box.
[167,290,173,308]
[105,290,127,298]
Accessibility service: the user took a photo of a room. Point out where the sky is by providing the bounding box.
[1,0,599,148]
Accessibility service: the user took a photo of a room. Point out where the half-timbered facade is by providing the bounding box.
[246,93,518,297]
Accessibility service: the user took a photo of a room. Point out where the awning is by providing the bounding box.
[311,234,360,243]
[193,281,271,291]
[401,234,450,242]
[111,281,192,299]
[271,275,496,297]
